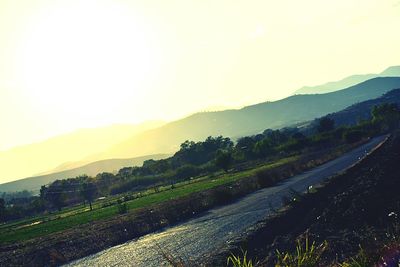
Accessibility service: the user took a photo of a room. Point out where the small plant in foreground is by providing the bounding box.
[275,236,328,267]
[339,246,369,267]
[227,250,255,267]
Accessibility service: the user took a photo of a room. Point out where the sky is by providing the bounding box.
[1,0,400,151]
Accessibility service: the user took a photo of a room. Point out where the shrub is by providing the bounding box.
[175,165,201,180]
[117,203,127,214]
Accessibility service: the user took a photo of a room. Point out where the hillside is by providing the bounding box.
[325,89,400,127]
[299,88,400,131]
[96,77,400,159]
[294,65,400,95]
[0,121,164,184]
[213,132,400,266]
[0,154,169,193]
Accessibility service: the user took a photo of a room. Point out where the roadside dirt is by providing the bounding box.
[210,132,400,266]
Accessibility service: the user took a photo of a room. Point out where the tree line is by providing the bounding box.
[1,103,399,223]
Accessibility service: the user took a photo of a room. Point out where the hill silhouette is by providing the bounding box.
[0,154,168,193]
[319,89,400,127]
[0,121,164,184]
[96,77,400,159]
[294,65,400,95]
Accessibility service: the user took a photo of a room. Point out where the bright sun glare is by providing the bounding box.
[15,1,161,125]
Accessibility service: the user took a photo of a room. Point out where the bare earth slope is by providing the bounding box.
[210,132,400,266]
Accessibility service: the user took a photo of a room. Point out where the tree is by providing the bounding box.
[215,150,233,172]
[253,139,274,158]
[317,117,335,133]
[43,183,66,211]
[81,182,97,211]
[263,129,289,146]
[0,198,5,222]
[235,136,256,159]
[175,164,200,180]
[372,103,400,131]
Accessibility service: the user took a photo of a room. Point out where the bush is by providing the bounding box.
[215,150,233,172]
[117,203,127,214]
[175,165,201,180]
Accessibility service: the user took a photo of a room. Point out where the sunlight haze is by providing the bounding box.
[1,0,399,150]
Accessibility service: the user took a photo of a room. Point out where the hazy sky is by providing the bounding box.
[1,0,399,150]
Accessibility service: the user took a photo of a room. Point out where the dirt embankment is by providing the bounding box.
[210,132,400,266]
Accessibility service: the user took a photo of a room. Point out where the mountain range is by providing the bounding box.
[319,89,400,127]
[0,121,164,183]
[95,77,400,160]
[294,66,400,95]
[0,154,169,193]
[1,68,400,192]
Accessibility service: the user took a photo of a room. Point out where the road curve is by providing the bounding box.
[67,136,387,267]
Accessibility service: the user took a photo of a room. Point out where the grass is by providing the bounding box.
[0,156,298,245]
[275,236,328,267]
[227,250,256,267]
[338,247,369,267]
[227,237,328,267]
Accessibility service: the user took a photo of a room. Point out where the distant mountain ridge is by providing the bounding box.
[294,66,400,95]
[320,89,400,127]
[0,121,165,184]
[2,73,400,191]
[0,154,169,193]
[96,77,400,160]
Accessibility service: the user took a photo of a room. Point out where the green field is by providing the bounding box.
[0,156,297,244]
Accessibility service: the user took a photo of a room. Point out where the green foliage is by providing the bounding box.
[236,136,257,159]
[227,250,255,267]
[277,138,307,153]
[275,237,328,267]
[174,136,233,166]
[0,198,5,222]
[175,164,201,180]
[43,182,67,211]
[0,156,297,244]
[317,117,335,133]
[372,103,400,131]
[4,100,399,234]
[81,181,97,211]
[339,247,369,267]
[311,132,335,147]
[253,139,274,158]
[117,203,127,214]
[215,150,233,172]
[263,129,289,146]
